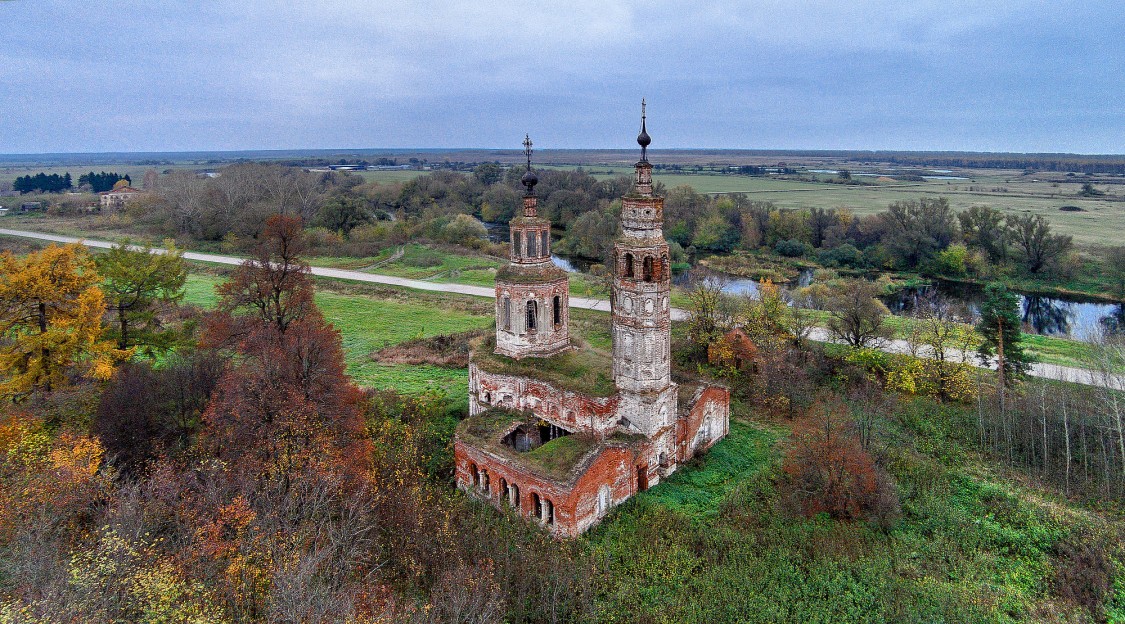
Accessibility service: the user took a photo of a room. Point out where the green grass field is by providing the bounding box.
[182,274,493,400]
[541,165,1125,251]
[586,399,1125,622]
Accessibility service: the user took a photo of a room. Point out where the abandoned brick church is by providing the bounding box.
[454,108,731,536]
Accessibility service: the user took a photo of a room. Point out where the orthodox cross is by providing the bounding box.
[523,134,533,170]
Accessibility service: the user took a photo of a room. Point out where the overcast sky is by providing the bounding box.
[2,1,1123,154]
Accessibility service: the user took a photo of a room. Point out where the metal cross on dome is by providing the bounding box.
[523,134,533,170]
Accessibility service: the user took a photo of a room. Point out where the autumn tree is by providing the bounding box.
[0,244,120,399]
[879,197,958,269]
[95,240,188,355]
[910,292,977,401]
[977,284,1031,388]
[777,395,899,528]
[825,280,892,348]
[313,195,373,236]
[211,215,316,341]
[685,274,737,357]
[203,216,368,488]
[93,351,225,473]
[1005,213,1072,274]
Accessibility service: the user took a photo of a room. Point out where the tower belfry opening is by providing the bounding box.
[492,134,570,359]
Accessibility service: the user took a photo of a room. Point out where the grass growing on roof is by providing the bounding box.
[523,434,598,479]
[471,334,615,397]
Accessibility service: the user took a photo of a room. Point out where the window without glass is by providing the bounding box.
[501,296,511,330]
[541,230,549,256]
[526,231,537,257]
[624,253,634,278]
[526,300,538,332]
[553,295,561,326]
[643,256,654,282]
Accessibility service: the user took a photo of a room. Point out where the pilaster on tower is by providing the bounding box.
[493,134,571,359]
[611,101,677,437]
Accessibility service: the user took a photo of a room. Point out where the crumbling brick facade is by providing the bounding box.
[455,121,730,536]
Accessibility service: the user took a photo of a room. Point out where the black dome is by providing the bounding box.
[521,169,538,190]
[637,128,651,148]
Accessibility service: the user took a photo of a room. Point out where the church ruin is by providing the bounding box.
[454,106,731,536]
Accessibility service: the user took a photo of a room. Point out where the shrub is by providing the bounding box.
[439,214,488,246]
[930,243,968,277]
[775,238,812,257]
[778,425,901,529]
[818,243,864,268]
[1051,532,1114,620]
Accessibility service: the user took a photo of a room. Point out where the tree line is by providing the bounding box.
[11,171,132,194]
[12,172,71,193]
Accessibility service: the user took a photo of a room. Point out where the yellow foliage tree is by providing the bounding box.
[0,243,123,400]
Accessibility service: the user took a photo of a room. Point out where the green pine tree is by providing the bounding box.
[976,283,1032,388]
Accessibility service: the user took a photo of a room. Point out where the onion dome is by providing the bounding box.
[521,168,538,192]
[637,98,651,161]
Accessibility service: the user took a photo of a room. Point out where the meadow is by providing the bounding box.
[182,273,493,402]
[586,397,1125,623]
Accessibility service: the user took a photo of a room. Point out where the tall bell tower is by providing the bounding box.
[612,101,677,437]
[494,135,571,359]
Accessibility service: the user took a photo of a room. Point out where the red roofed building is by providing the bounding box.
[98,186,145,211]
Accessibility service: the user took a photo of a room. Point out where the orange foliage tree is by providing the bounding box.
[778,396,900,528]
[202,215,368,488]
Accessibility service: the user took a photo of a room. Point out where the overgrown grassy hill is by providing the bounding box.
[179,267,1124,622]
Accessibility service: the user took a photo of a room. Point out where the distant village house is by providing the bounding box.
[98,183,145,211]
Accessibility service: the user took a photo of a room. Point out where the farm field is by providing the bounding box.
[539,163,1125,249]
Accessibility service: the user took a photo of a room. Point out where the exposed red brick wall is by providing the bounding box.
[677,385,731,462]
[454,439,642,537]
[471,366,620,434]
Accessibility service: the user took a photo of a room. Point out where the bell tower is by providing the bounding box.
[612,101,677,437]
[494,135,571,359]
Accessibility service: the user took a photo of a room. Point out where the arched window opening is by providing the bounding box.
[526,231,537,257]
[643,256,654,282]
[501,296,511,331]
[552,295,561,326]
[482,392,491,405]
[469,463,479,487]
[481,470,490,494]
[532,493,542,520]
[526,300,538,332]
[541,230,549,257]
[624,253,634,278]
[511,484,520,508]
[543,499,554,525]
[597,485,611,514]
[499,478,508,502]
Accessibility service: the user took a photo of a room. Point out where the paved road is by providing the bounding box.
[0,227,628,314]
[3,227,1120,389]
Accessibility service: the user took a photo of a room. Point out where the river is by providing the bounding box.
[483,222,1122,343]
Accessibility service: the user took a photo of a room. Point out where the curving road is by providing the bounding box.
[2,227,1120,389]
